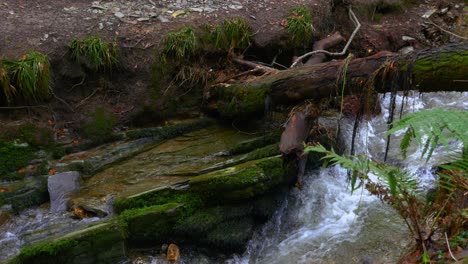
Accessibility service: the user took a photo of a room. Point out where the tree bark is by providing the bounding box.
[206,43,468,119]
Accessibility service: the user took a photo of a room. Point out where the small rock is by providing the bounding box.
[228,5,243,10]
[422,9,436,18]
[402,35,415,41]
[399,46,414,55]
[439,7,449,14]
[166,244,180,262]
[189,7,203,12]
[158,16,169,22]
[99,22,104,30]
[114,12,125,18]
[137,17,150,22]
[48,171,81,213]
[171,10,186,17]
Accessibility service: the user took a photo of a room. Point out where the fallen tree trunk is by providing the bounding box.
[205,43,468,119]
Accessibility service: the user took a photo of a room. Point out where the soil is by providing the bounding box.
[0,0,465,140]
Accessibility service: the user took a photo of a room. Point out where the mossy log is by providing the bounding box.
[206,43,468,118]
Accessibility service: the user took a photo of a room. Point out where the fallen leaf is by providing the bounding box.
[49,168,56,175]
[17,168,26,174]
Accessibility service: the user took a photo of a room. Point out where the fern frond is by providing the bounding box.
[304,143,420,196]
[387,108,468,161]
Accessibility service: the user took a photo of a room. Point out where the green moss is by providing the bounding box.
[0,176,49,213]
[113,188,202,214]
[205,217,254,250]
[0,141,34,180]
[119,203,183,246]
[216,84,269,119]
[123,118,213,140]
[411,50,468,91]
[10,222,124,264]
[229,131,281,155]
[244,144,280,160]
[189,156,286,202]
[83,108,117,144]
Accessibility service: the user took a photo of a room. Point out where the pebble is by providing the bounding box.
[114,11,125,18]
[158,16,169,23]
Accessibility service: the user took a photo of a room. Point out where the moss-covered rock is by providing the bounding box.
[0,176,49,213]
[10,221,124,264]
[228,130,281,155]
[189,156,289,202]
[204,217,254,250]
[119,203,183,247]
[122,118,213,140]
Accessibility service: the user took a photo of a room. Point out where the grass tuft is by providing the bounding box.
[162,27,199,61]
[284,6,313,48]
[70,36,119,71]
[1,51,51,103]
[203,17,253,54]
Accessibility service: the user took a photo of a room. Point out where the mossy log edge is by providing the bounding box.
[206,43,468,118]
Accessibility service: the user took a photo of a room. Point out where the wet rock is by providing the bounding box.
[71,196,111,217]
[166,243,180,262]
[48,171,81,213]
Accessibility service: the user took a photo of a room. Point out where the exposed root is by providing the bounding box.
[290,7,361,68]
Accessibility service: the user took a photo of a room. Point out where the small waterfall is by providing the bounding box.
[227,91,467,264]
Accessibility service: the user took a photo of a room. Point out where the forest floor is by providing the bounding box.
[0,0,465,141]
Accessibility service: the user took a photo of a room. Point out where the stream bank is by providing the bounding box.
[1,116,339,263]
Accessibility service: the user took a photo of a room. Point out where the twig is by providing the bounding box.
[427,20,468,40]
[445,232,459,262]
[52,91,75,112]
[220,68,263,83]
[0,105,49,109]
[232,58,275,72]
[75,88,100,108]
[290,7,361,68]
[68,77,85,91]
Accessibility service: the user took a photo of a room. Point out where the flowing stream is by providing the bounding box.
[0,92,466,263]
[225,91,467,264]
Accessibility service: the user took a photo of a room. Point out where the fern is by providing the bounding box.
[387,108,468,161]
[304,143,419,196]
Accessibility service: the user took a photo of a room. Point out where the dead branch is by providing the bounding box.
[427,19,468,40]
[290,7,361,68]
[75,88,101,108]
[52,91,75,112]
[232,58,275,73]
[305,31,346,66]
